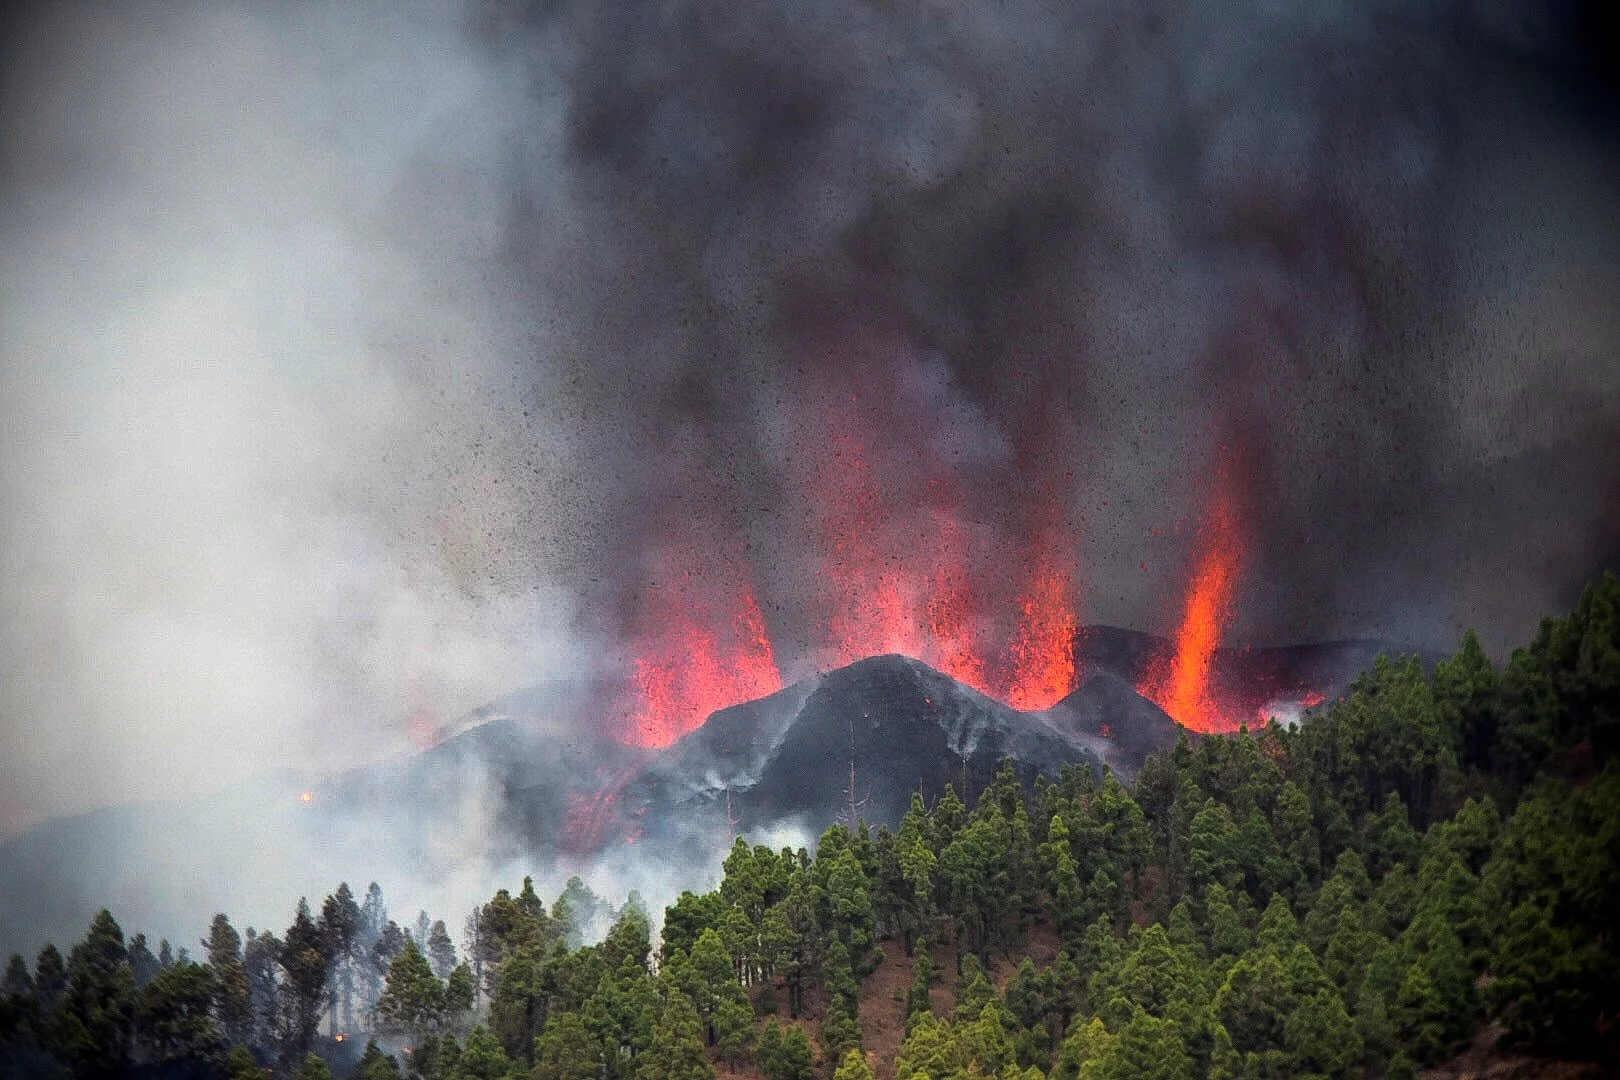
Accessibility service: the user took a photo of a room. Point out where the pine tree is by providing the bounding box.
[135,959,227,1069]
[714,986,755,1066]
[1,954,32,999]
[820,992,862,1064]
[320,884,361,1034]
[444,962,475,1030]
[419,919,455,982]
[636,990,713,1080]
[774,1023,817,1080]
[1004,956,1044,1031]
[1203,884,1249,958]
[1253,893,1301,952]
[952,952,995,1022]
[1354,984,1397,1070]
[687,926,736,1042]
[1214,949,1294,1056]
[294,1052,333,1080]
[487,947,545,1061]
[376,938,443,1040]
[127,934,159,990]
[34,943,67,1010]
[1434,629,1499,770]
[459,1023,519,1079]
[279,899,333,1067]
[204,913,253,1044]
[534,1011,602,1080]
[833,1047,875,1080]
[1285,988,1363,1079]
[758,1017,784,1075]
[1093,1006,1192,1080]
[356,1039,403,1080]
[58,908,137,1076]
[904,942,934,1031]
[224,1044,262,1080]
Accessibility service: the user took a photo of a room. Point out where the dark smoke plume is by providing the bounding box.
[485,0,1620,665]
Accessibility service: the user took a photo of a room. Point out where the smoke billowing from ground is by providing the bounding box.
[1,0,1617,898]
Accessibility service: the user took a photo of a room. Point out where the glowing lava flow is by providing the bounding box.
[1146,487,1244,733]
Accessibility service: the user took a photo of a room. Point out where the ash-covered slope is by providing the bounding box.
[0,685,647,960]
[602,654,1180,855]
[1045,672,1182,764]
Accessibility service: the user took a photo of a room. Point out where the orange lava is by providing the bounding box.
[1003,559,1079,710]
[925,556,987,692]
[562,767,638,852]
[815,435,930,664]
[615,371,1089,745]
[624,576,782,749]
[805,430,1079,706]
[1144,484,1244,733]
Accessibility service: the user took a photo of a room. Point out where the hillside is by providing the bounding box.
[4,577,1617,1080]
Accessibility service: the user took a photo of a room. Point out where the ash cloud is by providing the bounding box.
[490,0,1620,664]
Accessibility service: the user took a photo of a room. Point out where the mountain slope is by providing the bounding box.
[597,654,1183,858]
[0,633,1388,956]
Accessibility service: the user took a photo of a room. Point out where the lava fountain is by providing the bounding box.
[1143,476,1245,732]
[623,570,783,749]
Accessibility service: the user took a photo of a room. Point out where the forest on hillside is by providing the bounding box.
[3,576,1618,1080]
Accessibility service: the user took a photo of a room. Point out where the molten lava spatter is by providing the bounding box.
[625,581,782,749]
[1145,485,1245,733]
[925,566,987,692]
[814,435,928,664]
[1003,561,1079,710]
[617,389,1090,744]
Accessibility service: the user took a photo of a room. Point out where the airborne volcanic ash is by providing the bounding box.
[1,0,1619,950]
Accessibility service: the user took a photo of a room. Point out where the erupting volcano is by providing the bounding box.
[619,542,1089,747]
[615,404,1103,747]
[613,441,1290,745]
[607,353,1335,748]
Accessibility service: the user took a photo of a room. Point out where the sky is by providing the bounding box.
[1,0,1618,839]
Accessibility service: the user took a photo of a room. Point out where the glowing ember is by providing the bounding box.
[1144,481,1244,733]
